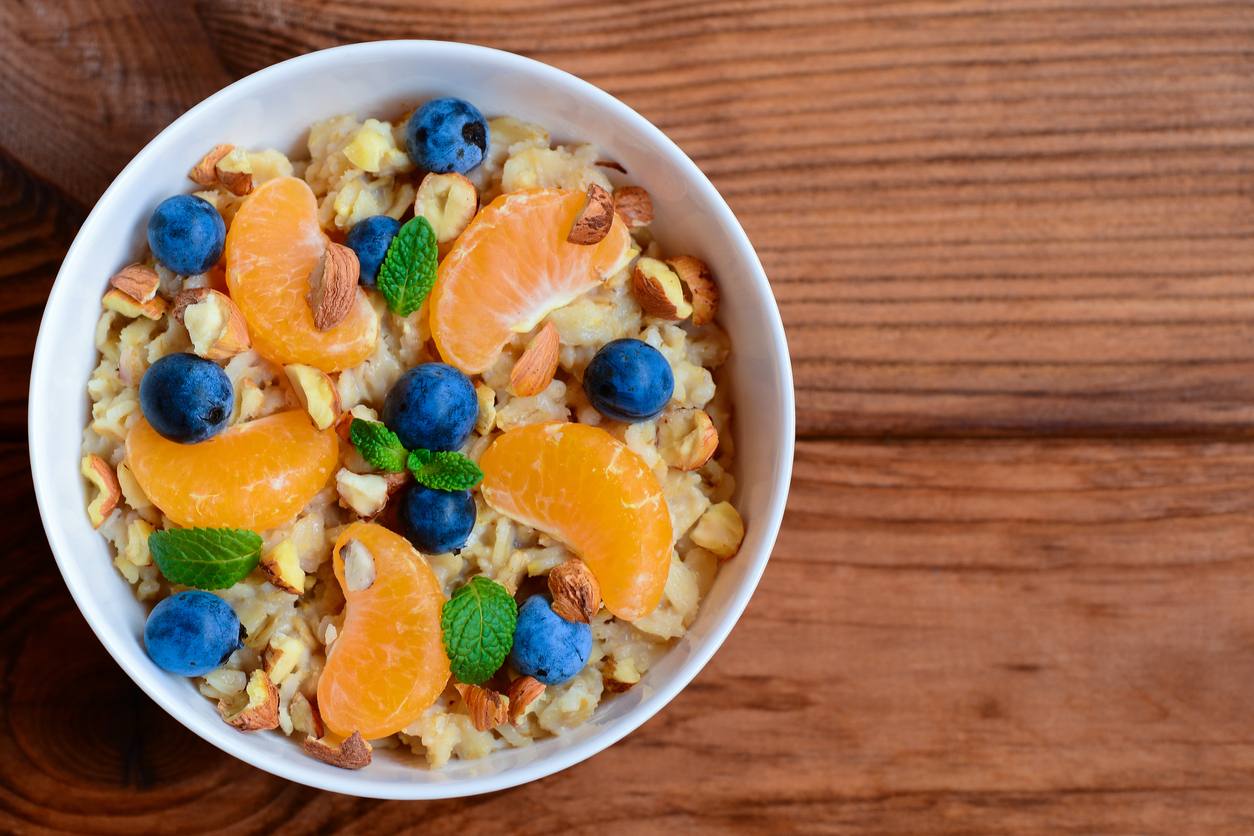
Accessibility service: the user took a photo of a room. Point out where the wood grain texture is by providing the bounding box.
[3,0,1254,832]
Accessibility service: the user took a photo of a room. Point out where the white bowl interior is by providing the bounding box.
[29,41,794,798]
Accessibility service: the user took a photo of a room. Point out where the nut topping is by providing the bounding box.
[258,539,305,594]
[566,183,615,245]
[506,676,546,725]
[81,454,120,529]
[656,408,719,471]
[189,144,234,186]
[548,559,602,624]
[632,257,692,321]
[415,172,479,244]
[109,264,161,303]
[218,670,280,731]
[336,469,391,519]
[306,243,359,332]
[173,288,251,360]
[214,146,254,196]
[341,538,377,593]
[666,255,719,327]
[613,186,653,228]
[284,364,341,431]
[303,730,372,770]
[473,381,497,436]
[455,682,510,732]
[691,501,744,560]
[102,287,168,320]
[509,321,560,397]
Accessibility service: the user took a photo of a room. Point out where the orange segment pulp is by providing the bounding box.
[429,188,632,374]
[318,522,450,740]
[479,422,672,620]
[125,410,337,531]
[225,176,378,372]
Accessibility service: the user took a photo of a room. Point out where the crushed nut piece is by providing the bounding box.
[109,264,161,303]
[173,288,251,360]
[335,404,379,444]
[289,692,324,739]
[656,408,719,471]
[102,287,168,320]
[258,539,305,594]
[263,634,306,684]
[336,469,390,519]
[506,676,546,725]
[306,243,359,332]
[214,146,254,196]
[603,656,641,692]
[633,257,692,321]
[414,172,479,244]
[613,186,653,228]
[473,381,496,436]
[81,454,120,529]
[509,321,560,397]
[667,255,719,327]
[218,669,280,731]
[595,159,626,173]
[548,559,602,624]
[455,682,510,732]
[303,731,372,769]
[189,143,235,186]
[341,538,377,592]
[691,501,744,559]
[284,364,342,430]
[567,183,615,245]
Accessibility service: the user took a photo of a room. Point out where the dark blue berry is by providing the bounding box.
[147,194,226,275]
[381,363,477,452]
[398,483,476,555]
[138,352,233,444]
[405,98,490,175]
[144,591,243,677]
[508,596,593,686]
[582,338,674,423]
[344,215,402,289]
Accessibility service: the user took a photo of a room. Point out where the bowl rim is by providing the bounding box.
[28,39,795,799]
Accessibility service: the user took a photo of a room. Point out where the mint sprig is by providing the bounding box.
[408,448,484,491]
[349,418,409,473]
[441,576,518,684]
[377,215,438,317]
[348,418,483,489]
[149,527,263,590]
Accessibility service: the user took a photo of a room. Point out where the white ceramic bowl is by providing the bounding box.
[29,40,794,798]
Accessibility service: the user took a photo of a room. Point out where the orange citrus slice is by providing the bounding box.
[318,522,450,740]
[225,176,378,372]
[125,410,337,531]
[429,188,632,373]
[479,422,672,620]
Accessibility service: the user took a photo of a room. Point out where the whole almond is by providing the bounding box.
[455,683,510,732]
[548,559,601,624]
[306,243,359,331]
[567,183,615,245]
[510,321,560,397]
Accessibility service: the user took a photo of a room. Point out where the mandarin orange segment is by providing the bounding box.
[430,188,632,374]
[225,176,378,372]
[479,422,672,620]
[125,410,337,531]
[318,523,450,739]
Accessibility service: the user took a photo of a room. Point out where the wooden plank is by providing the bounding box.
[4,438,1254,832]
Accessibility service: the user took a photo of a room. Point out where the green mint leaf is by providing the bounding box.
[441,576,518,684]
[408,449,484,491]
[149,527,263,590]
[350,419,409,472]
[376,215,438,317]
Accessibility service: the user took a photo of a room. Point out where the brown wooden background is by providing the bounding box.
[4,0,1254,832]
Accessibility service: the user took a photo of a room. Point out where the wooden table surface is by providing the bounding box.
[4,1,1254,832]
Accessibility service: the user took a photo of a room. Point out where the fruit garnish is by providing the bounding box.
[404,98,489,175]
[429,188,633,374]
[583,338,675,423]
[376,215,438,317]
[144,590,243,677]
[148,194,225,276]
[349,418,408,472]
[225,176,377,372]
[344,215,402,288]
[318,523,450,739]
[381,363,477,452]
[126,410,338,530]
[509,595,592,686]
[399,483,477,555]
[478,422,672,621]
[440,575,518,685]
[407,449,483,491]
[149,526,263,590]
[138,352,233,444]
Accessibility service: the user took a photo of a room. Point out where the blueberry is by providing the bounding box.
[381,363,478,452]
[582,338,675,423]
[405,97,490,175]
[144,591,243,677]
[147,194,226,275]
[508,596,593,686]
[138,352,233,444]
[398,483,476,554]
[344,215,402,289]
